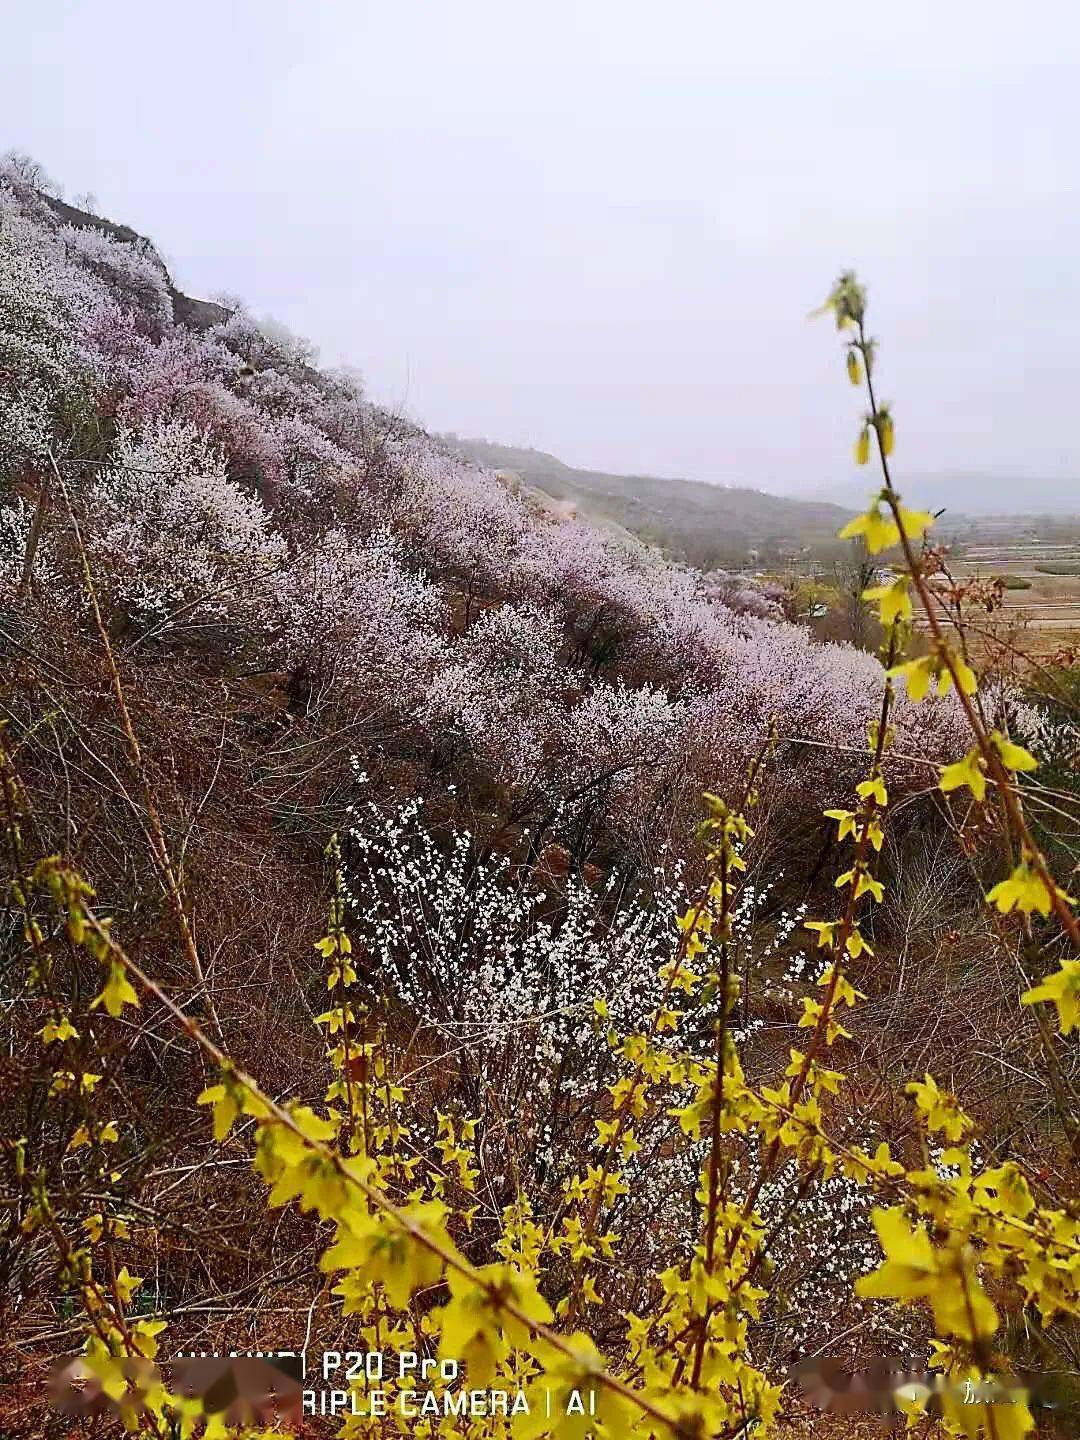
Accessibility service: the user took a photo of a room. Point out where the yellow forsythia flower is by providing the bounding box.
[990,730,1038,773]
[839,496,932,555]
[855,775,888,806]
[887,656,933,699]
[38,1014,79,1044]
[889,651,976,702]
[823,808,856,840]
[846,928,874,958]
[856,1207,998,1341]
[853,872,884,902]
[1021,959,1080,1034]
[906,1072,971,1141]
[855,1206,937,1301]
[197,1079,241,1141]
[986,859,1075,918]
[91,962,139,1018]
[115,1266,142,1305]
[804,920,838,949]
[939,747,987,803]
[839,499,896,551]
[862,573,912,626]
[894,502,934,542]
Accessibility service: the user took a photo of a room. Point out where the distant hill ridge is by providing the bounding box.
[441,436,850,570]
[804,472,1080,519]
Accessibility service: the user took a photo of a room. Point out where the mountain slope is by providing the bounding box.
[0,158,963,873]
[441,436,851,568]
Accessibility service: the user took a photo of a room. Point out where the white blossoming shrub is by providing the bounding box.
[562,680,687,789]
[518,516,629,619]
[705,573,787,621]
[213,308,317,380]
[59,225,173,335]
[393,439,529,610]
[276,527,447,711]
[0,191,104,474]
[753,1159,883,1356]
[343,798,800,1166]
[343,795,689,1177]
[1009,689,1079,771]
[0,497,29,599]
[422,601,571,789]
[83,419,286,640]
[340,793,882,1343]
[0,494,68,606]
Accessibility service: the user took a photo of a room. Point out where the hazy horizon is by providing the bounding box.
[4,0,1079,495]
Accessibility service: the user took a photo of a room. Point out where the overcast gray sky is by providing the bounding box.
[4,1,1079,492]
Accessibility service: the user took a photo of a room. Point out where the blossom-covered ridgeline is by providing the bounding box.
[0,164,964,861]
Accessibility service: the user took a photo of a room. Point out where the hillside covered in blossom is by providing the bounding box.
[0,160,964,885]
[5,156,1080,1440]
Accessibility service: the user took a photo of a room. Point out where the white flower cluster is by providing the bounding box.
[0,193,104,475]
[59,224,173,335]
[85,419,287,640]
[278,526,447,707]
[752,1154,905,1355]
[0,494,67,605]
[343,793,680,1041]
[341,795,701,1180]
[1009,690,1078,771]
[339,796,808,1206]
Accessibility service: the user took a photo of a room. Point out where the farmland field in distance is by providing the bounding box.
[918,517,1080,660]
